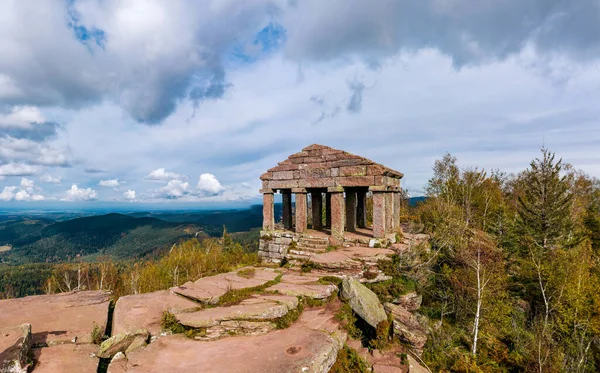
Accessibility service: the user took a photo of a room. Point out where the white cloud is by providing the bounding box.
[20,177,34,192]
[64,184,97,201]
[0,179,44,201]
[160,179,191,198]
[0,163,41,176]
[197,173,223,194]
[145,168,183,181]
[40,174,61,183]
[0,106,45,129]
[0,186,17,201]
[123,189,136,200]
[98,178,120,187]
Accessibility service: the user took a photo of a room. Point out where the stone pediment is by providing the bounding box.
[260,144,403,190]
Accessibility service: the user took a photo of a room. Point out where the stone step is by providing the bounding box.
[298,237,329,245]
[291,247,326,255]
[297,242,329,250]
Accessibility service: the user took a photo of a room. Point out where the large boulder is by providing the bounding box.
[384,303,427,352]
[341,277,387,329]
[0,323,31,373]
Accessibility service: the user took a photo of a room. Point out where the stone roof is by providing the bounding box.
[260,144,403,191]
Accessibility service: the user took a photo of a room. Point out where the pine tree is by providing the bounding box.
[517,148,572,250]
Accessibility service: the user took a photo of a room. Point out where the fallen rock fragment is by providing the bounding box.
[0,324,31,373]
[384,303,427,352]
[97,330,149,359]
[341,277,387,328]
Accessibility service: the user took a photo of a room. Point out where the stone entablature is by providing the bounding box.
[260,144,404,246]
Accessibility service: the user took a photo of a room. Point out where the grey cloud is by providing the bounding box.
[1,121,61,142]
[281,0,600,67]
[84,168,104,174]
[0,1,276,124]
[346,79,365,113]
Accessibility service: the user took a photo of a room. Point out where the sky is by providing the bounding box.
[1,0,600,208]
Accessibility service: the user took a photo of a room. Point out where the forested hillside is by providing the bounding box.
[408,148,600,372]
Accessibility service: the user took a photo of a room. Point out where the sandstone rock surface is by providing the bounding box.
[267,282,337,299]
[112,290,199,335]
[312,247,394,271]
[30,344,98,373]
[176,294,297,327]
[0,290,110,345]
[171,267,279,304]
[0,324,31,373]
[341,277,387,328]
[108,307,346,373]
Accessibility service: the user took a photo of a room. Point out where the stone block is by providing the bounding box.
[307,149,324,157]
[303,156,323,163]
[269,163,299,172]
[331,159,369,167]
[272,171,295,180]
[385,176,399,186]
[372,192,386,238]
[260,172,272,180]
[367,164,386,176]
[301,178,335,188]
[269,180,298,189]
[339,166,367,177]
[290,151,309,158]
[300,168,331,179]
[331,167,339,177]
[335,176,374,187]
[289,157,306,164]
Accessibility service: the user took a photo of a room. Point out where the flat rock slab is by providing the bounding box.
[31,344,98,373]
[278,271,322,285]
[267,282,337,299]
[109,308,346,373]
[176,295,299,328]
[171,267,279,304]
[311,247,394,269]
[112,290,200,336]
[0,290,111,345]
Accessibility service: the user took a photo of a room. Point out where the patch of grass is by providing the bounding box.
[363,270,378,280]
[161,311,186,334]
[260,234,273,241]
[300,261,322,273]
[91,321,107,344]
[366,277,417,303]
[326,245,339,252]
[217,273,282,307]
[288,240,298,250]
[317,276,342,286]
[369,317,393,350]
[274,301,304,329]
[236,267,256,279]
[329,345,369,373]
[335,303,363,340]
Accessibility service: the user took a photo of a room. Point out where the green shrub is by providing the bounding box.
[91,322,107,344]
[329,345,369,373]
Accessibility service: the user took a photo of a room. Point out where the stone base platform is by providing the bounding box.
[259,229,397,263]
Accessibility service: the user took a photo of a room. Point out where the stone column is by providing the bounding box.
[371,190,386,238]
[325,193,332,228]
[294,189,307,233]
[262,190,274,231]
[393,191,401,232]
[282,190,293,230]
[345,189,357,232]
[385,192,394,234]
[329,187,345,244]
[356,190,367,229]
[311,191,323,230]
